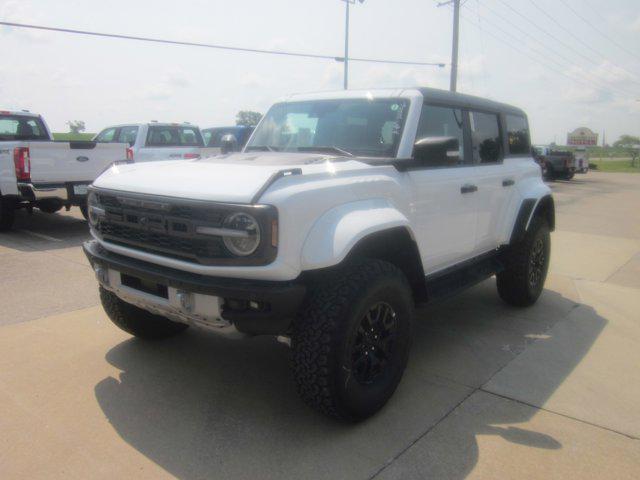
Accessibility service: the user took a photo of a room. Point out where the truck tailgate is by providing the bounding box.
[28,141,128,183]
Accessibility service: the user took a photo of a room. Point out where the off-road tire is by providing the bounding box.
[563,171,575,180]
[0,197,16,231]
[497,216,550,307]
[100,287,189,339]
[80,205,89,221]
[292,259,413,421]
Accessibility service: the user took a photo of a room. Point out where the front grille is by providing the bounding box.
[92,190,277,266]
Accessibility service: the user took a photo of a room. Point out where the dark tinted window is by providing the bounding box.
[470,111,502,164]
[0,115,49,141]
[146,126,203,147]
[96,128,117,143]
[414,105,465,167]
[506,114,530,155]
[118,126,139,146]
[204,127,253,147]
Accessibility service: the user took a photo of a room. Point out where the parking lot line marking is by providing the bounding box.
[17,229,63,242]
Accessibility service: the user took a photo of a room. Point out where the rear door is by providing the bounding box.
[136,125,203,162]
[467,110,509,254]
[408,103,479,274]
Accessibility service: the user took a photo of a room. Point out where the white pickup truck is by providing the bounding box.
[0,110,128,230]
[83,88,554,421]
[94,122,217,162]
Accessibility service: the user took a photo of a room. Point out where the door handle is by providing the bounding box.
[502,178,515,187]
[460,184,478,194]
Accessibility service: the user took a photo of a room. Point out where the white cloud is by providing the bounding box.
[142,71,191,100]
[563,86,612,104]
[0,0,46,41]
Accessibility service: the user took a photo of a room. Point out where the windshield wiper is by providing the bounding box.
[246,145,279,152]
[296,146,354,157]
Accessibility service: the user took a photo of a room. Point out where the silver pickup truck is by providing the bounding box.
[0,110,128,230]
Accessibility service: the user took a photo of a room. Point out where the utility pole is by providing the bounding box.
[437,0,461,92]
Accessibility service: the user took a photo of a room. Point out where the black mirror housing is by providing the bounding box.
[413,136,460,167]
[220,134,239,154]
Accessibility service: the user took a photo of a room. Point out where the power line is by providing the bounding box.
[492,0,640,89]
[0,20,446,68]
[458,13,631,99]
[437,0,638,98]
[528,0,640,82]
[558,0,640,62]
[493,0,605,67]
[460,2,639,96]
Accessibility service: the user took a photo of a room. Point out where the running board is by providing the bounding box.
[424,252,504,303]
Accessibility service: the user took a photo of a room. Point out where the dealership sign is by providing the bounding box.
[567,127,598,146]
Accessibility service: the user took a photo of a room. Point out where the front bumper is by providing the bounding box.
[83,240,306,336]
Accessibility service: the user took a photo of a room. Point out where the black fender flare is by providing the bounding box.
[510,195,555,244]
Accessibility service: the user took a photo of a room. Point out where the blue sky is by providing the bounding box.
[1,0,638,144]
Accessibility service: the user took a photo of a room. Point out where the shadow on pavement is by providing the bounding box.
[0,208,90,252]
[94,279,605,480]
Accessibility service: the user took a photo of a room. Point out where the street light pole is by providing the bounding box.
[450,0,460,92]
[344,0,350,90]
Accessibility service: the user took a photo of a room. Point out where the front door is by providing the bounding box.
[408,103,479,275]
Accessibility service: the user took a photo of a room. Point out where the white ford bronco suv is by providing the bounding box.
[83,88,554,421]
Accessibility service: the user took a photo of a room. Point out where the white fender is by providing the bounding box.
[301,198,413,271]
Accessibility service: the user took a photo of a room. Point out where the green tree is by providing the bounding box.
[235,110,262,127]
[613,135,640,148]
[66,120,86,134]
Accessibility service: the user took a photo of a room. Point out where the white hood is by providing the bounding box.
[93,152,370,204]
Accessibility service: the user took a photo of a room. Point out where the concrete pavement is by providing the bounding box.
[1,172,639,479]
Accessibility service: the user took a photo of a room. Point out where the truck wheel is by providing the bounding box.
[38,202,63,214]
[100,287,189,339]
[497,216,550,307]
[0,197,16,231]
[80,205,89,221]
[292,259,413,421]
[564,172,575,180]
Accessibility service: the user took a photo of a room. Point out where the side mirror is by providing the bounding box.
[220,134,239,154]
[413,136,460,167]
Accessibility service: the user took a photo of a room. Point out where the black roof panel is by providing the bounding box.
[416,87,526,116]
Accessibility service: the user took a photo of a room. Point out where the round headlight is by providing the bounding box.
[222,212,261,256]
[87,192,103,225]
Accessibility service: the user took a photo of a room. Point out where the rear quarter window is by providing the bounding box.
[506,114,531,155]
[0,115,49,141]
[146,126,203,147]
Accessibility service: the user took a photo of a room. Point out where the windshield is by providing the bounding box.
[246,98,409,157]
[0,115,49,141]
[146,125,204,147]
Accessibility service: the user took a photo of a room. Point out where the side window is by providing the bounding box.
[96,128,117,143]
[117,126,139,146]
[505,114,530,155]
[470,111,502,164]
[414,104,465,167]
[26,119,42,136]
